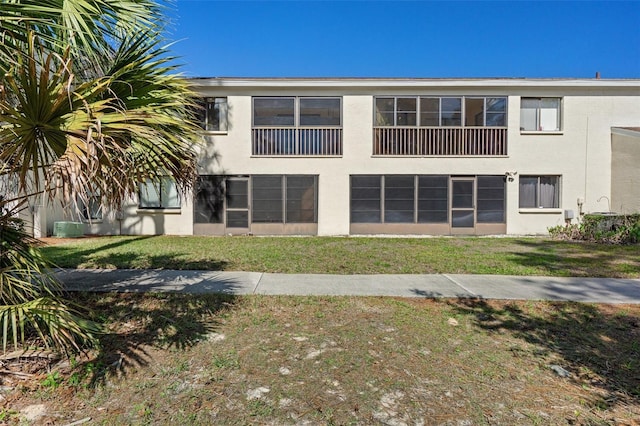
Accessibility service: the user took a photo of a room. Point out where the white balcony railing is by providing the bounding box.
[252,128,342,156]
[374,127,507,156]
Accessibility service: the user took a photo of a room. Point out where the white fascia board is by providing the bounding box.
[612,127,640,138]
[188,77,640,91]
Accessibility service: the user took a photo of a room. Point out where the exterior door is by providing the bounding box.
[450,178,475,234]
[225,178,250,234]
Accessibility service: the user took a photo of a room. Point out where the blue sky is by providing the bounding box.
[166,1,640,78]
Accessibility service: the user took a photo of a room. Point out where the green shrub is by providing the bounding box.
[549,214,640,245]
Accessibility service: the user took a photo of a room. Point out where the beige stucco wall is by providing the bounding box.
[40,79,640,236]
[611,129,640,213]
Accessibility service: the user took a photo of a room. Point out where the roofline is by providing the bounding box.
[188,77,640,89]
[612,127,640,137]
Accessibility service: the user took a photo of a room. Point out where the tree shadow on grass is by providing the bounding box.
[45,236,230,270]
[42,235,156,268]
[449,298,640,412]
[508,239,640,278]
[74,250,230,270]
[68,291,239,388]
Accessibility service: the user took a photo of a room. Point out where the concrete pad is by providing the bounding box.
[255,273,473,297]
[57,269,261,295]
[449,274,640,303]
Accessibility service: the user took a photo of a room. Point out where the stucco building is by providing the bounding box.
[36,77,640,237]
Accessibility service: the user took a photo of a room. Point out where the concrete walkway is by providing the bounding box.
[55,269,640,303]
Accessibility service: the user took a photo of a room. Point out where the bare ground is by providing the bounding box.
[1,294,639,425]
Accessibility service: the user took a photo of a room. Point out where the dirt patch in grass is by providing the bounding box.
[2,294,639,425]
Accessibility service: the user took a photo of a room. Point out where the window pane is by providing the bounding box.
[300,98,341,126]
[520,105,537,131]
[351,175,381,223]
[202,97,227,131]
[396,112,417,126]
[519,176,538,208]
[226,179,248,209]
[227,211,248,228]
[254,98,295,126]
[206,100,220,131]
[286,176,317,223]
[487,97,506,112]
[442,113,461,126]
[81,195,102,220]
[214,97,228,131]
[161,177,180,208]
[486,112,506,127]
[521,98,560,131]
[442,97,461,111]
[418,175,448,223]
[441,98,462,126]
[452,181,473,208]
[540,100,560,131]
[252,176,283,223]
[539,176,559,208]
[194,176,224,224]
[452,211,474,228]
[375,98,394,126]
[420,98,440,126]
[139,180,160,208]
[384,176,415,223]
[477,176,505,223]
[396,98,417,126]
[465,98,485,126]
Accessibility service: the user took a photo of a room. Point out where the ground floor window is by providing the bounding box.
[519,175,560,208]
[139,177,180,209]
[194,175,318,226]
[80,192,102,221]
[350,175,505,224]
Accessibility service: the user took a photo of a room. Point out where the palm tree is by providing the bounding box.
[0,0,201,353]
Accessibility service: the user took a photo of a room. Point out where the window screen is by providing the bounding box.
[299,98,341,126]
[351,176,381,223]
[384,175,415,223]
[253,98,295,126]
[477,176,505,223]
[286,176,317,223]
[252,175,283,223]
[194,176,225,224]
[418,176,448,223]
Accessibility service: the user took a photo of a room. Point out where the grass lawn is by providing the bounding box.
[3,294,639,424]
[5,236,635,424]
[41,235,640,277]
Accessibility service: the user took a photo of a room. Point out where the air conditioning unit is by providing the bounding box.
[53,221,84,238]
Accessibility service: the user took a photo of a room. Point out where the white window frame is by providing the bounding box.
[520,97,562,132]
[200,97,228,132]
[374,96,507,128]
[139,177,181,210]
[519,175,561,209]
[252,97,342,129]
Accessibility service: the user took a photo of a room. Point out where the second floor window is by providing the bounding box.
[520,98,561,132]
[198,97,228,132]
[375,96,507,127]
[253,97,342,127]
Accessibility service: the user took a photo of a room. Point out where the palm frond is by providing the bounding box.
[0,297,103,353]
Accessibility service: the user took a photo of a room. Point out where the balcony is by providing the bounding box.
[252,128,342,156]
[374,127,507,156]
